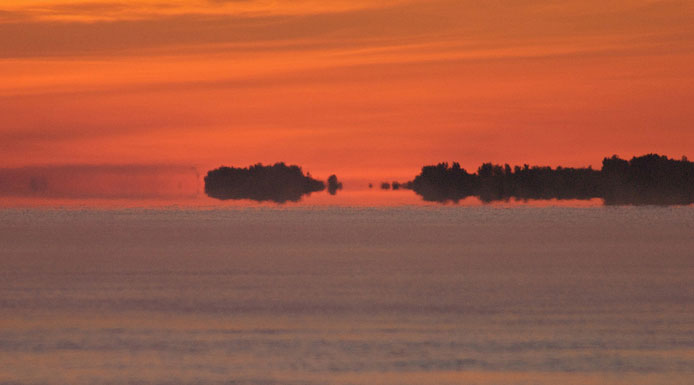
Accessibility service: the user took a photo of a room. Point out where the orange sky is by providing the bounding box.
[2,0,693,180]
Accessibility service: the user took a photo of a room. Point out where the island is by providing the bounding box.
[204,163,327,203]
[404,154,694,205]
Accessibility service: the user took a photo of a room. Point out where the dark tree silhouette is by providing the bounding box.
[380,182,391,190]
[409,162,476,203]
[601,154,694,205]
[406,154,694,205]
[327,174,343,195]
[204,163,325,203]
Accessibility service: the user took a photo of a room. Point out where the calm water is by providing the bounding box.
[1,207,693,385]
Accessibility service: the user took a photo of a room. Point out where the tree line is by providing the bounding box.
[203,154,694,205]
[405,154,694,205]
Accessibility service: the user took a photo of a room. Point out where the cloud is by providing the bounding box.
[0,0,689,68]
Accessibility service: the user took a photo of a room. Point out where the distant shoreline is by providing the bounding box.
[203,154,693,206]
[400,154,694,205]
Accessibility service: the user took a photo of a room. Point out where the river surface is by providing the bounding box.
[1,207,693,385]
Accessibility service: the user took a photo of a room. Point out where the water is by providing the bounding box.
[1,207,693,384]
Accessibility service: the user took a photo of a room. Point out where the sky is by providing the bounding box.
[1,0,693,182]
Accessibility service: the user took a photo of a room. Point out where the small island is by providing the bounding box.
[327,174,343,195]
[405,154,694,205]
[204,163,326,203]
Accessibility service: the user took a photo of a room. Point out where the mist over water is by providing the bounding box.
[1,207,693,385]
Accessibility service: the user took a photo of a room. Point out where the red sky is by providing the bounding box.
[2,0,693,180]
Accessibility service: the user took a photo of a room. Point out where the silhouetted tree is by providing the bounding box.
[601,154,694,205]
[409,162,476,202]
[327,174,343,195]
